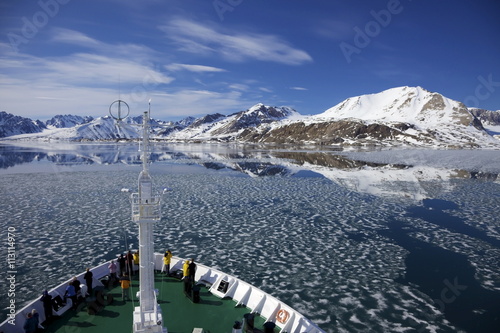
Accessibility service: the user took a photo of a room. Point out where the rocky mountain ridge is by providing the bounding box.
[1,87,499,147]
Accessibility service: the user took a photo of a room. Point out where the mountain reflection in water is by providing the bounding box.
[1,143,498,201]
[1,142,499,333]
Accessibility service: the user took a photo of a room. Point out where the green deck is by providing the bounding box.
[40,271,271,333]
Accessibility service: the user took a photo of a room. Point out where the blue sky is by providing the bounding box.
[1,0,499,121]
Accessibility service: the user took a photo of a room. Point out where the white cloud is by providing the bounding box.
[0,26,180,119]
[149,89,249,118]
[0,52,174,88]
[0,27,265,121]
[228,83,249,91]
[50,28,158,61]
[51,28,101,48]
[160,19,313,65]
[165,63,226,73]
[290,86,308,91]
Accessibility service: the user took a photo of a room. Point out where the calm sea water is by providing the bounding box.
[1,143,499,333]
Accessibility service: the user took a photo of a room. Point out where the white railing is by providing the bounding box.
[161,255,325,333]
[0,255,325,333]
[131,193,162,221]
[0,261,111,333]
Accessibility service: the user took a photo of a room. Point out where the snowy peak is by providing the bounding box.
[316,86,475,129]
[214,104,298,136]
[177,116,196,127]
[189,113,226,129]
[46,114,94,128]
[244,103,299,120]
[1,87,498,147]
[74,116,139,140]
[219,104,299,133]
[0,111,45,138]
[166,104,301,140]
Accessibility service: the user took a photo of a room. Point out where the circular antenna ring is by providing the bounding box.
[109,100,130,121]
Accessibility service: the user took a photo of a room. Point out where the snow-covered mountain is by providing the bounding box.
[46,114,94,128]
[470,108,500,125]
[470,108,500,139]
[241,86,498,148]
[0,111,46,138]
[167,104,300,141]
[314,86,474,126]
[1,87,499,147]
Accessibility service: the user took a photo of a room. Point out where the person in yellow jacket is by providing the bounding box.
[161,250,172,276]
[182,259,190,280]
[120,273,131,301]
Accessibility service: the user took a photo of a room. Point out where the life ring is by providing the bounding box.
[276,309,290,324]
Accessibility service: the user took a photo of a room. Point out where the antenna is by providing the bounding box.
[109,100,130,122]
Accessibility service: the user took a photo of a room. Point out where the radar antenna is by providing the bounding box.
[109,99,130,122]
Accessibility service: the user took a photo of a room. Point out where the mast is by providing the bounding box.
[130,101,166,333]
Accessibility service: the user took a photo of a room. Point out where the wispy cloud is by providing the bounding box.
[51,28,158,61]
[314,19,356,41]
[150,89,249,118]
[290,86,308,91]
[165,63,226,73]
[1,51,174,88]
[160,19,313,65]
[0,30,250,120]
[51,28,101,48]
[0,28,176,119]
[1,24,299,120]
[228,83,249,91]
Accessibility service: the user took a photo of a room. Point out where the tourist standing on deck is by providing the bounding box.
[31,309,43,330]
[182,259,190,280]
[23,312,36,333]
[108,260,117,286]
[126,251,134,276]
[71,277,81,295]
[84,268,93,295]
[64,282,77,310]
[120,273,131,301]
[188,258,197,284]
[40,290,53,322]
[162,250,172,275]
[118,253,126,276]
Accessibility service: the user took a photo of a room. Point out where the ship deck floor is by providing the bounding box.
[40,271,270,333]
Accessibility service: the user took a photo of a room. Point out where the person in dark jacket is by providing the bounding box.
[71,277,81,294]
[83,268,93,296]
[118,254,126,276]
[23,312,36,333]
[40,290,53,322]
[188,258,196,284]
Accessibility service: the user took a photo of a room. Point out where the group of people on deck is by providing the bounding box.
[27,249,196,332]
[26,273,92,332]
[160,249,196,283]
[111,250,139,300]
[181,256,197,296]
